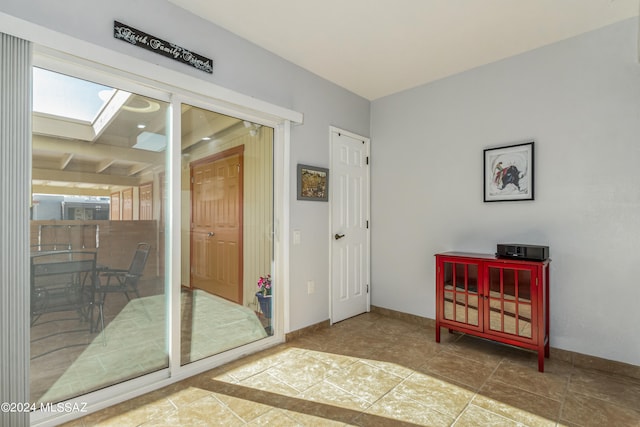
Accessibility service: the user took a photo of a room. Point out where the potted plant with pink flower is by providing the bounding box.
[256,274,272,318]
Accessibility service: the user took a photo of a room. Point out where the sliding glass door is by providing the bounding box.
[180,104,274,365]
[30,67,170,404]
[30,66,276,405]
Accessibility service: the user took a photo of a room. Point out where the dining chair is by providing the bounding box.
[94,242,151,333]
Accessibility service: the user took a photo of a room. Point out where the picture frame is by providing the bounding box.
[297,164,329,201]
[484,141,534,202]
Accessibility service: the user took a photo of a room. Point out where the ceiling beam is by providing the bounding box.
[33,114,95,141]
[96,159,115,173]
[128,163,150,176]
[32,168,141,187]
[33,134,164,165]
[59,153,74,170]
[31,184,112,197]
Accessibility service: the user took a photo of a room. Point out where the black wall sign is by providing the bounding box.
[114,21,213,74]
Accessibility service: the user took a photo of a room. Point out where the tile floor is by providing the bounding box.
[62,312,640,426]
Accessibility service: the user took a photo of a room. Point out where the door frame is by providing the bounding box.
[328,126,371,324]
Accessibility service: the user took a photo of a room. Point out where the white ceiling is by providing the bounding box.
[168,0,639,100]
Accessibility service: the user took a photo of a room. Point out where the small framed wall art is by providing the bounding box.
[484,141,534,202]
[297,164,329,201]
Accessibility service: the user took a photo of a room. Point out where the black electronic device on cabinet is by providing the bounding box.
[496,244,549,261]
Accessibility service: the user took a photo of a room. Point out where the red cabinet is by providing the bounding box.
[435,252,550,372]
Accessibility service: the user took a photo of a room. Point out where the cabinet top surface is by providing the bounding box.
[435,251,550,265]
[436,251,495,259]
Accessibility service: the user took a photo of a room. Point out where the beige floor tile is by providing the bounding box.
[367,317,425,338]
[572,352,640,380]
[297,381,371,412]
[370,338,442,370]
[363,388,455,426]
[221,351,290,382]
[210,392,274,423]
[238,370,300,397]
[138,395,244,426]
[560,391,640,427]
[359,358,416,380]
[280,408,354,426]
[164,385,214,408]
[393,371,475,418]
[319,330,393,359]
[453,404,522,427]
[473,378,559,426]
[439,334,519,366]
[505,349,574,376]
[57,419,85,427]
[490,359,570,400]
[266,351,343,393]
[75,394,176,426]
[418,350,497,390]
[324,360,405,404]
[568,367,640,411]
[245,408,312,426]
[306,349,359,371]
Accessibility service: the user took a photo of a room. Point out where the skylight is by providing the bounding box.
[33,67,115,123]
[133,131,167,152]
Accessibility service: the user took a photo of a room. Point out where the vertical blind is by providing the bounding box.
[0,32,31,427]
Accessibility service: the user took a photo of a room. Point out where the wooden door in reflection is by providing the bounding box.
[190,146,243,304]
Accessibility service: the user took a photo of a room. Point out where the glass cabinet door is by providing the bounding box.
[486,265,533,339]
[442,261,480,327]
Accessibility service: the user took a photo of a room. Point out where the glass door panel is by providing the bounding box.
[30,68,169,404]
[180,104,274,365]
[487,266,532,338]
[442,261,479,326]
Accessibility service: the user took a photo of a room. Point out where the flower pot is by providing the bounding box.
[255,292,272,318]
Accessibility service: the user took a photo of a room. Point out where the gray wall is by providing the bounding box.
[371,18,640,366]
[0,0,370,332]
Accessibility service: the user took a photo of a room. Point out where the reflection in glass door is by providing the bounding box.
[487,266,533,338]
[442,261,480,327]
[30,68,169,404]
[180,104,274,365]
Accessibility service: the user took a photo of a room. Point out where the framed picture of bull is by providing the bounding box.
[484,141,534,202]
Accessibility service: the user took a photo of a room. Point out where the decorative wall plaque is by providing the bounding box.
[114,21,213,74]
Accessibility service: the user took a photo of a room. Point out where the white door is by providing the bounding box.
[330,127,370,323]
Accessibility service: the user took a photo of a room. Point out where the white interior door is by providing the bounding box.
[330,127,370,323]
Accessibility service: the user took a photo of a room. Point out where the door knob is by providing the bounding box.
[334,233,345,240]
[208,232,215,237]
